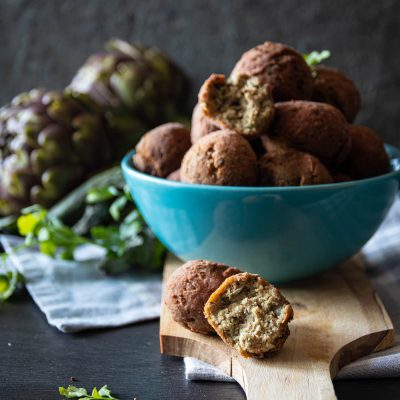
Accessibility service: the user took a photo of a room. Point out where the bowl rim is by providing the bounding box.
[121,143,400,193]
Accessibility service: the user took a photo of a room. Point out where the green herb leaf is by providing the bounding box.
[17,210,46,235]
[303,50,331,66]
[0,269,18,302]
[119,210,142,240]
[16,206,89,260]
[0,254,24,302]
[97,386,114,397]
[21,204,46,214]
[59,385,88,398]
[131,228,166,271]
[86,186,120,204]
[39,240,57,257]
[59,384,119,399]
[122,184,132,200]
[90,225,122,248]
[109,195,128,221]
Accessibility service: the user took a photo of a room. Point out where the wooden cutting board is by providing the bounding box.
[160,255,395,400]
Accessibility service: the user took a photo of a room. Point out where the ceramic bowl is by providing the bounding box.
[122,145,400,283]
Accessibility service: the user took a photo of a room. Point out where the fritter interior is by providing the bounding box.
[203,75,274,137]
[207,275,291,357]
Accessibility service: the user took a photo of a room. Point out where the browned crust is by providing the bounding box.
[204,272,294,358]
[258,147,333,186]
[199,73,225,112]
[191,103,218,144]
[133,122,191,178]
[260,134,287,154]
[231,41,313,102]
[164,260,241,334]
[180,130,258,186]
[198,75,225,129]
[269,101,352,166]
[312,65,361,123]
[341,125,390,179]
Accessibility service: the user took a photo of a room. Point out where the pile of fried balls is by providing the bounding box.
[133,41,390,187]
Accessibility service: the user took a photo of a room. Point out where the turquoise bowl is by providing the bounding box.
[122,145,400,283]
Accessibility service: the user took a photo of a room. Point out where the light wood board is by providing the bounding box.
[160,255,394,400]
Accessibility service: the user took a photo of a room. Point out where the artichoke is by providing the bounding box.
[0,90,111,215]
[67,39,189,145]
[0,39,189,217]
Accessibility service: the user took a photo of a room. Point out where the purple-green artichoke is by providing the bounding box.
[0,90,111,215]
[67,39,189,151]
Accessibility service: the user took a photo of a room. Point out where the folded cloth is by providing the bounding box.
[0,236,161,333]
[185,197,400,380]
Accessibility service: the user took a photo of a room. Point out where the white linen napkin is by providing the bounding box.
[0,237,161,333]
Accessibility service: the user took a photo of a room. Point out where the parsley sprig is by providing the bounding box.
[17,205,89,260]
[0,181,165,301]
[303,50,331,67]
[59,384,119,399]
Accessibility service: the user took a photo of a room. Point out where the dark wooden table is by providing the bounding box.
[1,289,399,400]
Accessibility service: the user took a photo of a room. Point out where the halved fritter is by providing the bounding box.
[204,272,293,358]
[199,74,275,138]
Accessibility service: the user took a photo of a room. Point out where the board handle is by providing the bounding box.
[233,357,336,400]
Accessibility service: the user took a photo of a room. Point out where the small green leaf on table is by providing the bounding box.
[0,257,24,302]
[59,384,119,399]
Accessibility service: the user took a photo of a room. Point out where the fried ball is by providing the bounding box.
[133,123,191,178]
[191,103,218,144]
[165,260,241,334]
[268,101,351,165]
[167,169,181,181]
[341,125,390,179]
[311,65,361,123]
[258,148,333,186]
[260,133,286,153]
[181,130,258,186]
[231,41,313,102]
[204,272,293,358]
[330,171,353,183]
[199,74,275,138]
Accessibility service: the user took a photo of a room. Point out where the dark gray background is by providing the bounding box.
[0,0,399,144]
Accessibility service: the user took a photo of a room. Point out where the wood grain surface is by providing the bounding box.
[160,256,395,400]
